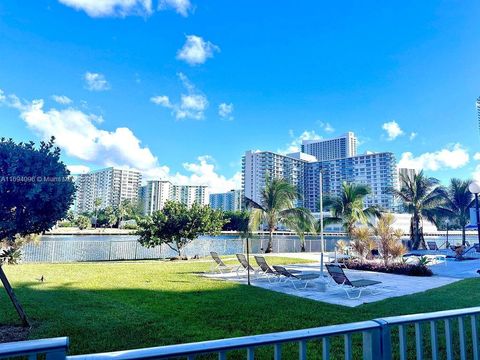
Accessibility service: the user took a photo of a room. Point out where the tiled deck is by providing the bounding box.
[204,253,480,307]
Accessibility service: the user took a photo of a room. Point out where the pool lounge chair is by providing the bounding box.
[236,253,260,277]
[210,252,238,274]
[427,241,439,251]
[254,256,302,283]
[272,265,320,289]
[326,264,382,299]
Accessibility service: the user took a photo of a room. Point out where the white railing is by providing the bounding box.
[3,307,480,359]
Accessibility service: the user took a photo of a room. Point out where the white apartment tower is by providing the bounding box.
[75,167,142,214]
[141,180,209,215]
[301,132,357,161]
[210,190,244,212]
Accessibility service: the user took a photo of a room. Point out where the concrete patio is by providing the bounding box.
[204,252,480,307]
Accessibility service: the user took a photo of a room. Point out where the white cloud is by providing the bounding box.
[382,120,404,140]
[409,132,417,141]
[68,165,90,174]
[151,73,208,120]
[318,121,334,133]
[52,95,73,105]
[150,95,172,107]
[278,130,322,154]
[1,89,237,193]
[475,152,480,161]
[218,103,234,120]
[58,0,153,17]
[398,144,469,171]
[176,35,220,66]
[158,0,192,16]
[84,72,110,91]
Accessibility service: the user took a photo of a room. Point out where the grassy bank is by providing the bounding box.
[1,257,479,358]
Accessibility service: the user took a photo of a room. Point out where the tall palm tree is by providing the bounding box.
[440,178,473,246]
[323,182,380,238]
[391,171,445,249]
[289,211,315,252]
[247,177,311,253]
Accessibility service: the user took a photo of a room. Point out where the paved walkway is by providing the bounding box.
[204,253,480,307]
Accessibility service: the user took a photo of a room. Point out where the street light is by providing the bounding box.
[468,180,480,247]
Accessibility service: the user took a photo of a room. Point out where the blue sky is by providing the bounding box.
[1,0,480,192]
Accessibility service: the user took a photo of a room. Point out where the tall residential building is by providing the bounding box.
[301,132,357,161]
[398,168,416,188]
[242,150,314,207]
[210,190,244,212]
[141,180,208,215]
[75,167,142,214]
[476,97,480,136]
[304,152,398,212]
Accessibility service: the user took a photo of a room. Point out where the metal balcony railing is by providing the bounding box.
[2,307,480,360]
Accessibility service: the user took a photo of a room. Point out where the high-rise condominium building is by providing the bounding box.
[141,180,208,215]
[75,167,142,214]
[304,152,398,212]
[301,132,357,161]
[210,190,244,212]
[242,151,315,207]
[242,134,398,213]
[398,168,416,188]
[476,97,480,136]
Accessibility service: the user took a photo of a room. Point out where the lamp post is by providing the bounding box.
[468,180,480,247]
[318,168,327,291]
[445,219,449,248]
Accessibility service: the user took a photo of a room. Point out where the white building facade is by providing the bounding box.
[141,180,209,215]
[301,132,357,161]
[75,167,142,214]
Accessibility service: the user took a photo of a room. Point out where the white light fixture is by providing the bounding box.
[469,181,480,194]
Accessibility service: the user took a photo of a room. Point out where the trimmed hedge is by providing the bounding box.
[345,259,433,277]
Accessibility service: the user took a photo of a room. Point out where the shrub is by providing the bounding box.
[345,259,433,277]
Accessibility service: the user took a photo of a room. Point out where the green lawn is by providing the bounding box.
[1,257,479,359]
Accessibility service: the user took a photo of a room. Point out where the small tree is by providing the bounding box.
[373,214,405,266]
[350,226,375,261]
[0,137,75,326]
[137,201,226,257]
[222,211,250,231]
[76,215,91,230]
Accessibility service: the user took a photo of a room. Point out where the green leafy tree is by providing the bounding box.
[223,211,250,231]
[76,215,91,230]
[391,171,445,249]
[247,177,311,253]
[0,137,75,326]
[137,201,226,257]
[439,178,473,246]
[93,198,102,228]
[323,182,380,238]
[289,211,315,252]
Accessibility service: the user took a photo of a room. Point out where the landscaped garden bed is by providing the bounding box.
[345,259,433,276]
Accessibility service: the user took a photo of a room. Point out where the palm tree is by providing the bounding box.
[323,182,380,238]
[289,211,315,252]
[247,177,311,253]
[391,171,445,250]
[440,178,473,246]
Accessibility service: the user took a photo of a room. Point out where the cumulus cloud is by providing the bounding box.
[318,121,334,133]
[150,95,172,107]
[474,152,480,161]
[52,95,73,105]
[409,132,417,141]
[68,165,91,174]
[382,120,404,140]
[58,0,153,17]
[1,89,236,193]
[84,72,110,91]
[278,130,322,154]
[398,144,469,171]
[218,103,233,120]
[176,35,220,66]
[158,0,192,16]
[151,72,208,120]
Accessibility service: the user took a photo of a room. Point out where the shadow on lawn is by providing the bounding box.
[1,278,480,359]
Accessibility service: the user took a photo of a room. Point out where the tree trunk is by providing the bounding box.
[300,240,305,252]
[265,230,273,253]
[0,265,30,327]
[462,226,466,246]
